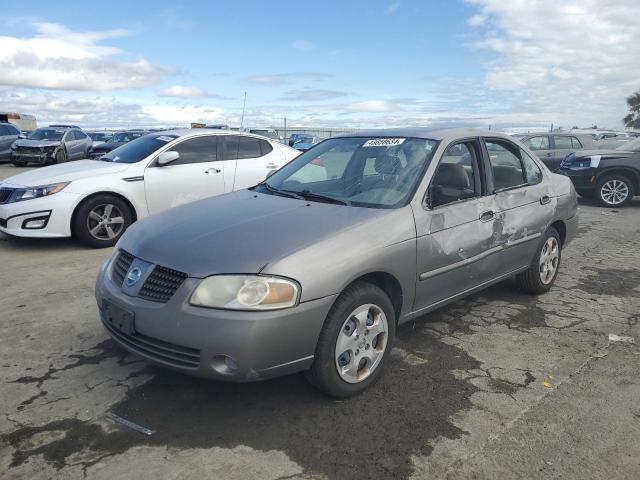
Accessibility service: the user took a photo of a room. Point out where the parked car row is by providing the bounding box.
[2,127,582,397]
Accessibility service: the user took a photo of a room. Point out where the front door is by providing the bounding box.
[144,135,224,214]
[482,138,555,276]
[413,139,496,311]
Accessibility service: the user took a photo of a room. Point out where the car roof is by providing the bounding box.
[159,128,280,139]
[335,127,507,141]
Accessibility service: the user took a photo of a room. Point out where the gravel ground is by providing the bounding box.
[0,162,639,480]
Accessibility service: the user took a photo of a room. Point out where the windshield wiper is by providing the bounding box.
[294,190,350,206]
[257,182,305,200]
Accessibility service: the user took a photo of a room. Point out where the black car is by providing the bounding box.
[558,138,640,207]
[88,131,146,159]
[11,126,92,166]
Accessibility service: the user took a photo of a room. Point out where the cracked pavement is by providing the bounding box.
[0,164,639,479]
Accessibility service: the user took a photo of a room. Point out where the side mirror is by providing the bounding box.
[157,150,179,166]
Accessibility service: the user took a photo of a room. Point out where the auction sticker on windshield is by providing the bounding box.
[363,138,405,147]
[156,136,175,142]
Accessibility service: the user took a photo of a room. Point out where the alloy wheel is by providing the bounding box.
[86,204,125,240]
[539,237,559,285]
[600,179,629,206]
[335,303,388,384]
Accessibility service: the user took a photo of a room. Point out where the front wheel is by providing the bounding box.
[55,149,67,164]
[596,174,634,208]
[515,227,561,294]
[73,194,133,248]
[307,282,395,398]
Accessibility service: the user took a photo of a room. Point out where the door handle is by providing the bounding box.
[205,168,221,174]
[540,195,551,205]
[480,210,495,222]
[545,152,553,156]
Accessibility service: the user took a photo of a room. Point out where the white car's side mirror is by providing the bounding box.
[157,150,180,166]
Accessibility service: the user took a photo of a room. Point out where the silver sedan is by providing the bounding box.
[95,128,578,397]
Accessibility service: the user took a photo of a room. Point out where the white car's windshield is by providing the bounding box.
[27,129,65,141]
[616,138,640,152]
[100,134,179,163]
[262,137,437,208]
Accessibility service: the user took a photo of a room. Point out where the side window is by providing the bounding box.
[237,136,262,159]
[9,125,20,135]
[0,125,8,136]
[63,130,74,141]
[259,139,273,156]
[485,139,526,191]
[570,136,583,149]
[553,136,572,149]
[170,135,218,165]
[222,135,239,160]
[525,136,549,151]
[521,149,543,185]
[430,142,478,207]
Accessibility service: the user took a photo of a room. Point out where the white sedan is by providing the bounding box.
[0,129,299,247]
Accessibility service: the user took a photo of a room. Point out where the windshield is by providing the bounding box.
[108,132,142,143]
[27,129,64,141]
[89,133,106,141]
[261,137,438,208]
[100,134,179,163]
[616,138,640,152]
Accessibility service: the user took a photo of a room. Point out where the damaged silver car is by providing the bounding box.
[96,128,578,397]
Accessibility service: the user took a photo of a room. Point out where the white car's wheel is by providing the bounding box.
[73,194,133,248]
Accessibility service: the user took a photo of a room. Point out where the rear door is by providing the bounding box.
[144,135,225,214]
[413,138,497,311]
[482,137,554,276]
[522,135,554,169]
[64,130,81,159]
[223,135,285,190]
[549,135,575,171]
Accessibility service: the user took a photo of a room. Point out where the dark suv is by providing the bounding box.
[11,126,92,166]
[0,122,21,162]
[558,138,640,207]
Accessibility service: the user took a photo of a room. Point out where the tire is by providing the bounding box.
[595,174,634,208]
[72,194,133,248]
[55,149,67,164]
[515,227,561,294]
[307,282,396,398]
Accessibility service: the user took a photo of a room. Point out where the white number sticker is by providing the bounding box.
[156,136,175,142]
[362,138,406,147]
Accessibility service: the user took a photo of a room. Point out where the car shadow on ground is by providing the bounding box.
[3,280,555,480]
[0,233,92,252]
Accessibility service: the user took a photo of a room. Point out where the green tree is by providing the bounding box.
[623,91,640,129]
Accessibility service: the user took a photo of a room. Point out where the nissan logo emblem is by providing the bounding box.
[125,267,142,287]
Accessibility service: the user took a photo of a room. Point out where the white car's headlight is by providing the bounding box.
[12,182,70,202]
[190,275,300,310]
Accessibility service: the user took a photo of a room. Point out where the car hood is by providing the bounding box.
[1,159,131,187]
[120,190,392,278]
[92,142,123,152]
[13,139,61,148]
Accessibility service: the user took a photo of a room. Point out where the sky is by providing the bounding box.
[0,0,639,131]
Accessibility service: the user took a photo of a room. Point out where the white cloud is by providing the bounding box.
[466,0,640,127]
[292,39,315,51]
[0,21,176,90]
[157,85,220,98]
[386,2,401,14]
[276,89,347,102]
[246,72,333,87]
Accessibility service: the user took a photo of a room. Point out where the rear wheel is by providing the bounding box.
[307,282,395,398]
[73,194,133,248]
[515,227,561,294]
[596,174,634,208]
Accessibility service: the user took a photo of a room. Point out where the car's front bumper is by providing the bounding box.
[95,259,336,382]
[0,192,79,238]
[557,168,597,191]
[11,150,56,164]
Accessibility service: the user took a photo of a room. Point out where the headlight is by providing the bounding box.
[190,275,300,310]
[10,143,17,150]
[12,182,70,202]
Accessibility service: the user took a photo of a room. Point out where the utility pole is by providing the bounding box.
[240,91,247,130]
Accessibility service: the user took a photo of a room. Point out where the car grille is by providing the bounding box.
[139,265,188,303]
[103,319,200,369]
[16,147,43,154]
[112,250,135,286]
[0,188,14,204]
[111,250,188,303]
